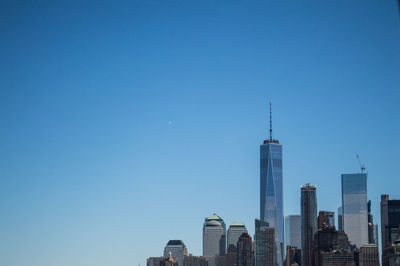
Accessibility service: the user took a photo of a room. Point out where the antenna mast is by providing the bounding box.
[269,101,272,141]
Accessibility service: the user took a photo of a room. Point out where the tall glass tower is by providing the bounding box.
[260,103,283,266]
[341,173,368,248]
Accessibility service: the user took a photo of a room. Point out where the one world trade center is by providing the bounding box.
[260,103,283,265]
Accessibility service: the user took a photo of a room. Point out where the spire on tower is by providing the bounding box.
[269,101,272,141]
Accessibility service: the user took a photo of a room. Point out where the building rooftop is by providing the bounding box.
[166,240,186,246]
[230,221,245,227]
[206,213,222,221]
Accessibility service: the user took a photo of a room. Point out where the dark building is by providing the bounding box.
[237,233,254,266]
[382,226,400,266]
[148,257,165,266]
[318,211,335,229]
[184,255,209,266]
[285,245,301,266]
[381,195,400,248]
[367,201,375,245]
[254,219,275,266]
[359,244,379,266]
[215,245,237,266]
[319,250,355,266]
[313,225,352,266]
[301,183,317,266]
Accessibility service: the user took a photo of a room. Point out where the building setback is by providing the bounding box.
[301,183,317,266]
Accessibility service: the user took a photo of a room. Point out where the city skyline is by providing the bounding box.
[1,1,400,266]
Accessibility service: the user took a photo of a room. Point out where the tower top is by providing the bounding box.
[263,101,279,144]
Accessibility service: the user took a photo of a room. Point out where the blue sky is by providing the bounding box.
[1,1,400,265]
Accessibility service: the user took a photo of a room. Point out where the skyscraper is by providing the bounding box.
[317,211,335,229]
[380,194,400,248]
[284,215,301,249]
[341,173,368,248]
[301,183,317,266]
[237,233,255,266]
[260,103,283,266]
[254,219,275,266]
[164,240,188,266]
[203,214,226,260]
[367,200,375,245]
[227,222,248,248]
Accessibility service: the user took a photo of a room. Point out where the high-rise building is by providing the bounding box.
[227,222,248,248]
[183,255,209,266]
[380,195,400,248]
[260,103,283,266]
[319,250,355,266]
[338,206,343,232]
[237,233,255,266]
[203,213,226,261]
[318,211,335,229]
[285,215,301,249]
[254,219,275,266]
[359,244,380,266]
[164,240,188,266]
[312,225,353,266]
[341,173,368,248]
[301,183,317,266]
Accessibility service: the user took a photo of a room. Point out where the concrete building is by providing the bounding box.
[147,257,165,266]
[254,219,275,266]
[285,215,301,249]
[301,183,317,266]
[215,245,237,266]
[341,173,368,248]
[161,253,179,266]
[359,244,380,266]
[237,233,254,266]
[227,222,248,248]
[203,213,226,258]
[260,103,284,266]
[319,250,355,266]
[381,195,400,248]
[164,240,188,266]
[183,255,209,266]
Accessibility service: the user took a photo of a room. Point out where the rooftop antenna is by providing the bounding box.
[269,101,273,141]
[356,154,366,173]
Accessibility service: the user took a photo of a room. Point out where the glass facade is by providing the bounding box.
[260,140,283,265]
[301,184,317,266]
[341,173,368,248]
[255,219,275,266]
[284,215,301,249]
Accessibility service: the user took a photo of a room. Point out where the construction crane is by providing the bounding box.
[356,154,366,173]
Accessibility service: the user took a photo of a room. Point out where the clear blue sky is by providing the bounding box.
[1,1,400,265]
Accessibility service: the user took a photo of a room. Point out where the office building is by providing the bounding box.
[381,195,400,248]
[301,183,317,266]
[260,103,284,265]
[338,206,343,232]
[285,215,301,249]
[160,253,179,266]
[148,257,165,266]
[237,233,255,266]
[183,255,209,266]
[164,240,188,266]
[313,225,352,266]
[359,244,380,266]
[318,211,335,229]
[227,222,248,248]
[319,250,355,266]
[203,213,226,262]
[341,173,368,248]
[254,219,275,266]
